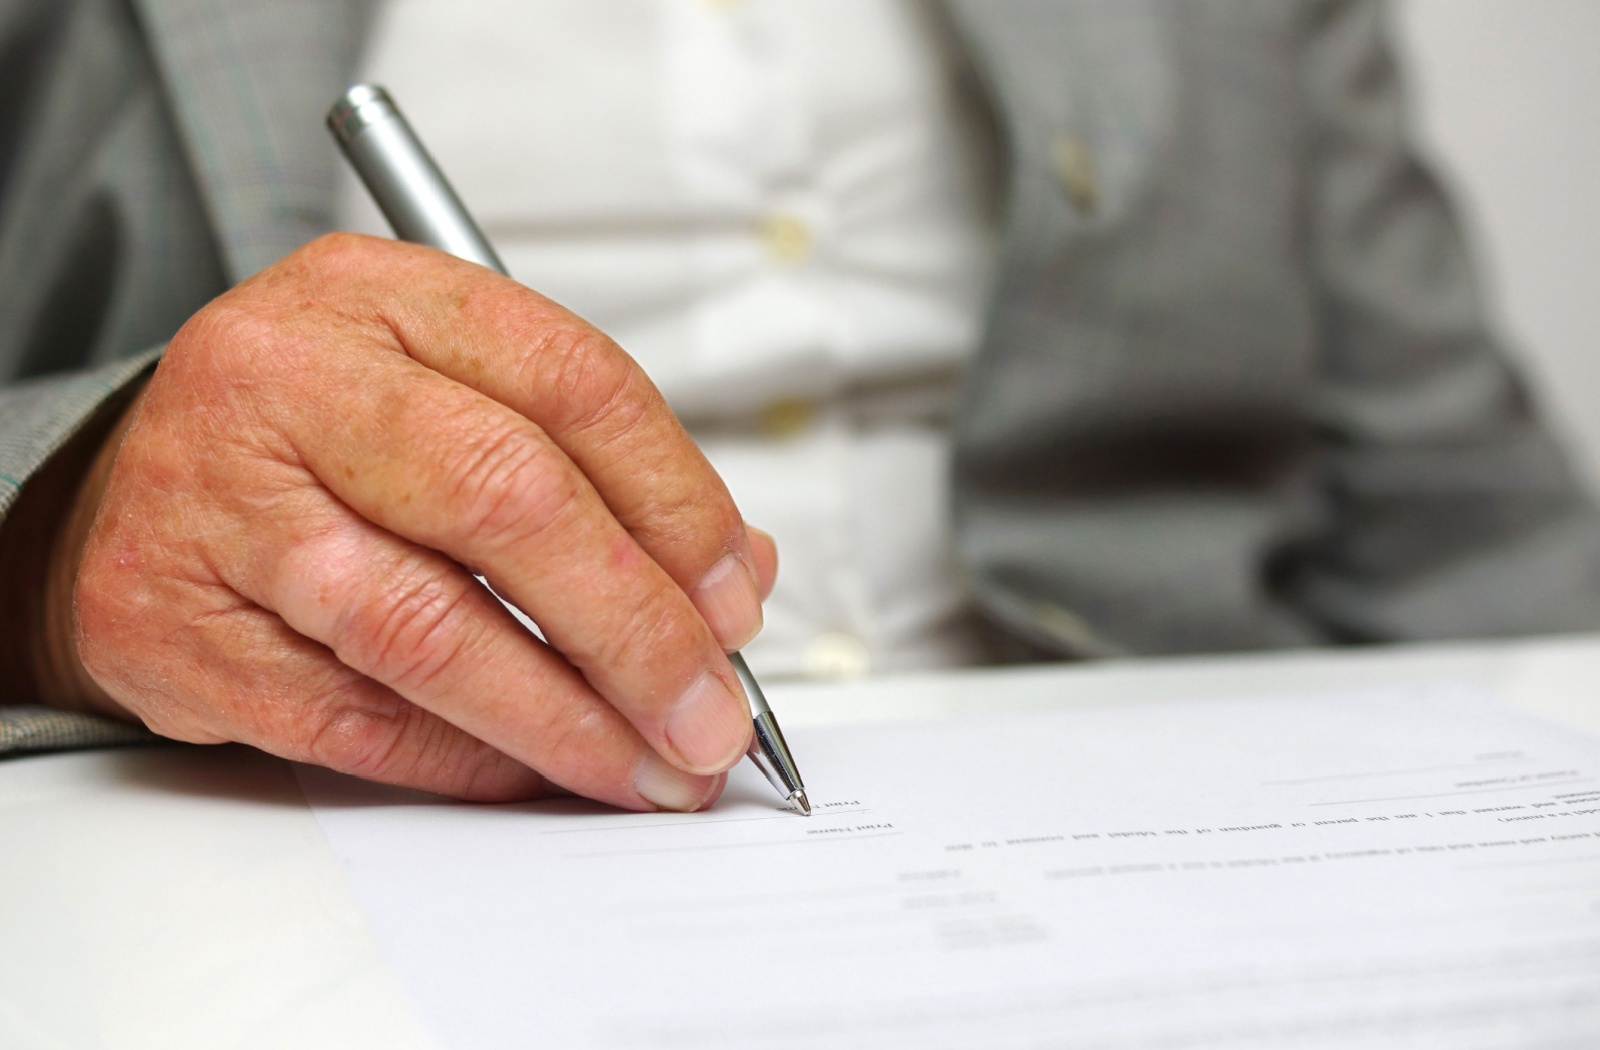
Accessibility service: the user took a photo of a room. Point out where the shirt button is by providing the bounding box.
[758,213,812,266]
[1051,133,1099,216]
[804,631,872,680]
[758,397,817,438]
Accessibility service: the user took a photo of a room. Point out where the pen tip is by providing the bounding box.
[792,789,812,817]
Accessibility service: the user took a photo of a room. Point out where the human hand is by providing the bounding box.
[53,234,777,810]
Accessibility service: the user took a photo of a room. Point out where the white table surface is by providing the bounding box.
[6,634,1600,1049]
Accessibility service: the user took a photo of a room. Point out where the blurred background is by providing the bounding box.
[1399,0,1600,486]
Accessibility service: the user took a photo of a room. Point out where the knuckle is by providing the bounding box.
[169,234,390,382]
[522,690,612,770]
[634,484,742,554]
[338,566,478,694]
[447,423,581,550]
[290,231,385,283]
[304,695,420,781]
[302,229,369,261]
[529,323,649,436]
[584,586,689,679]
[305,692,497,794]
[170,300,274,376]
[165,303,317,415]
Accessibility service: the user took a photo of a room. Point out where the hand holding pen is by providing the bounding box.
[328,85,810,815]
[52,101,791,815]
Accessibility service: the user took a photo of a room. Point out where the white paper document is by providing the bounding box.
[299,685,1600,1048]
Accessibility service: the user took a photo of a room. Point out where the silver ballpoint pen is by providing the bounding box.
[327,85,811,816]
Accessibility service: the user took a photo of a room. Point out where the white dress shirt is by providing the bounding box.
[336,0,997,679]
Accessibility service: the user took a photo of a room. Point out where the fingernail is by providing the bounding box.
[693,554,763,650]
[665,671,751,774]
[745,524,778,600]
[634,752,719,812]
[746,524,775,552]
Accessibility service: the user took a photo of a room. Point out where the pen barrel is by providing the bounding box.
[730,652,804,801]
[747,710,805,802]
[327,85,508,276]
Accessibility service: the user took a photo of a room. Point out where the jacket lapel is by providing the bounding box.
[131,0,374,281]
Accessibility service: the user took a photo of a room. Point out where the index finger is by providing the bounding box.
[284,234,766,650]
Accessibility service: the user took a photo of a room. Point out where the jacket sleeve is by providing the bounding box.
[1288,0,1600,640]
[0,349,160,522]
[0,350,161,755]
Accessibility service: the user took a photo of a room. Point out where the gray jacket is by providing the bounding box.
[5,0,1599,752]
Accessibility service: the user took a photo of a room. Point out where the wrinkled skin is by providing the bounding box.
[60,233,778,811]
